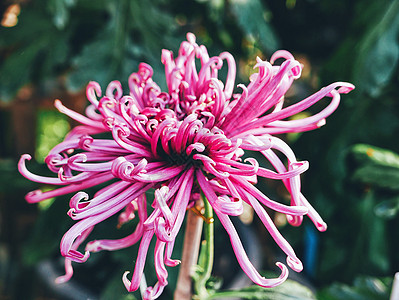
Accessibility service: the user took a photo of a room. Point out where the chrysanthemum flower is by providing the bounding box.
[19,33,354,299]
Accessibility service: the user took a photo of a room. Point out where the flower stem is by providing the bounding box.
[174,207,204,300]
[193,196,214,299]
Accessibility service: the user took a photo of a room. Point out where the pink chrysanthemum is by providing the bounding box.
[19,33,354,299]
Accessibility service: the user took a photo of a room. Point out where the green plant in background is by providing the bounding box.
[345,145,399,275]
[0,0,179,101]
[36,110,70,163]
[291,0,399,286]
[318,276,393,300]
[1,0,399,299]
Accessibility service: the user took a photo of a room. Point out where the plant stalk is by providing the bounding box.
[174,207,204,300]
[193,196,214,299]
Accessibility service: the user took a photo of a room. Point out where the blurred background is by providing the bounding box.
[1,0,399,299]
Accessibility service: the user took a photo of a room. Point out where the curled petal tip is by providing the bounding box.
[291,206,308,215]
[25,189,43,203]
[287,256,303,272]
[87,81,102,96]
[287,215,303,227]
[54,99,71,115]
[317,119,326,127]
[338,83,355,94]
[69,191,89,210]
[253,59,268,70]
[20,153,32,161]
[68,153,87,164]
[67,208,75,218]
[65,249,90,263]
[165,259,181,267]
[317,222,327,232]
[270,50,295,64]
[122,271,132,292]
[55,275,70,284]
[85,240,101,252]
[143,287,153,300]
[186,32,196,43]
[274,262,289,283]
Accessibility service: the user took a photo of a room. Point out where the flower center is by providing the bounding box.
[163,146,204,169]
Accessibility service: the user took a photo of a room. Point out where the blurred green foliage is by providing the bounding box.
[293,0,399,286]
[350,144,399,191]
[36,110,70,162]
[1,0,399,299]
[318,276,393,300]
[209,277,316,299]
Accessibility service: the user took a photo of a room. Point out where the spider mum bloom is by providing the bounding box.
[19,33,354,299]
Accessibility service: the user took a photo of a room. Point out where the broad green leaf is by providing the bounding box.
[229,0,279,53]
[318,276,392,300]
[0,7,71,102]
[374,197,399,219]
[353,0,399,97]
[0,42,42,100]
[352,165,399,190]
[349,144,399,190]
[65,29,128,92]
[351,144,399,168]
[46,0,77,29]
[66,0,176,92]
[347,190,390,276]
[368,211,389,272]
[209,279,316,299]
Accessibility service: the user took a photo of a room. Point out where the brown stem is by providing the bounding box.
[174,208,203,300]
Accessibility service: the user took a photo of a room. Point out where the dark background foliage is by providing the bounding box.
[1,0,398,299]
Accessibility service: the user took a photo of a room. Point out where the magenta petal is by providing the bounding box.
[230,82,355,137]
[197,170,243,216]
[55,99,105,129]
[60,183,151,261]
[232,176,308,216]
[242,192,303,272]
[55,258,73,284]
[85,194,147,252]
[25,172,115,203]
[123,230,154,292]
[19,154,66,185]
[154,169,194,242]
[217,211,289,287]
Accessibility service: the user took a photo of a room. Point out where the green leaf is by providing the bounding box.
[0,7,71,101]
[352,165,399,190]
[65,29,128,92]
[351,144,399,168]
[229,0,279,53]
[66,0,177,92]
[47,0,77,29]
[349,144,399,190]
[318,276,392,300]
[0,44,41,100]
[353,0,399,97]
[368,211,390,272]
[209,279,316,300]
[374,197,399,219]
